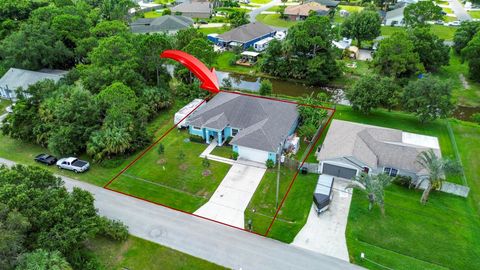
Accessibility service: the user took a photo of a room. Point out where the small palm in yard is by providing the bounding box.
[346,173,393,216]
[416,149,461,205]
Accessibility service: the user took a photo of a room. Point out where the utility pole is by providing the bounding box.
[276,141,282,209]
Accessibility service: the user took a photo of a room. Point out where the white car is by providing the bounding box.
[448,21,461,26]
[56,157,90,173]
[6,103,15,113]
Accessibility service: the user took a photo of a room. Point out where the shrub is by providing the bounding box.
[189,135,205,143]
[97,217,129,241]
[232,151,239,160]
[202,157,210,168]
[266,159,275,169]
[162,8,171,15]
[392,175,413,188]
[177,151,186,161]
[157,143,165,155]
[472,112,480,124]
[100,157,126,168]
[259,79,273,96]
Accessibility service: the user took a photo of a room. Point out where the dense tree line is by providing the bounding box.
[454,21,480,83]
[0,0,214,162]
[0,165,129,269]
[260,16,340,86]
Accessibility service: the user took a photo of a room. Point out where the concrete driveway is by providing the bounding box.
[292,178,353,261]
[194,163,266,228]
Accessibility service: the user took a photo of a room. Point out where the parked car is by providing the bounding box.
[435,20,445,25]
[448,21,461,26]
[34,154,57,165]
[56,157,90,173]
[198,20,208,24]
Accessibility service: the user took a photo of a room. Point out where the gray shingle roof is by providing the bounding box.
[385,6,405,20]
[217,22,275,44]
[130,15,193,33]
[309,0,339,7]
[187,92,299,152]
[0,68,66,90]
[171,2,212,14]
[319,120,442,175]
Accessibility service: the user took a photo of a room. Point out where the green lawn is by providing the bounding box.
[255,14,299,28]
[87,236,226,270]
[245,166,318,242]
[380,25,455,40]
[443,15,457,22]
[198,26,230,35]
[154,0,175,4]
[143,10,163,18]
[213,51,257,74]
[442,7,453,14]
[435,50,480,107]
[0,98,11,113]
[210,145,234,159]
[335,106,480,270]
[251,0,272,4]
[338,5,364,13]
[468,10,480,19]
[109,130,231,212]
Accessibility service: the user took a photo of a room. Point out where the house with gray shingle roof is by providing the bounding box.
[317,119,441,180]
[171,1,212,18]
[0,68,67,100]
[130,15,193,34]
[186,92,299,163]
[210,22,276,50]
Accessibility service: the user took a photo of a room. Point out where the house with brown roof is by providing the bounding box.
[284,2,330,20]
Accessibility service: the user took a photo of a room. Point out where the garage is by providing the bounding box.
[321,163,357,180]
[237,146,269,164]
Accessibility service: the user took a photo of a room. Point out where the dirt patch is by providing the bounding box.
[179,163,188,171]
[202,169,212,176]
[157,158,167,165]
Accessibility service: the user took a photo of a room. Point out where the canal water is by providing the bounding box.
[167,65,479,121]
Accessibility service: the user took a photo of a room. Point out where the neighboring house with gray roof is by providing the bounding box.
[317,120,441,180]
[130,15,193,34]
[209,22,276,50]
[0,68,67,100]
[171,1,212,18]
[384,6,406,26]
[185,92,299,163]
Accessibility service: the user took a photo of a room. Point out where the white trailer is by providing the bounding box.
[253,37,274,52]
[313,174,334,214]
[174,99,204,128]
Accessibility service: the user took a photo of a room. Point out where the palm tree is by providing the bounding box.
[416,149,461,205]
[346,173,393,216]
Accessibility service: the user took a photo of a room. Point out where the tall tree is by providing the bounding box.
[347,74,401,114]
[347,173,393,216]
[403,1,443,27]
[341,10,381,48]
[373,31,423,78]
[228,10,250,28]
[409,27,450,72]
[403,76,454,123]
[453,21,480,54]
[416,149,461,204]
[16,249,72,270]
[461,32,480,82]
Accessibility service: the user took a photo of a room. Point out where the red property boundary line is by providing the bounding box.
[103,90,336,238]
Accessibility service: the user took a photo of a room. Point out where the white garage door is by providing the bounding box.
[238,146,269,163]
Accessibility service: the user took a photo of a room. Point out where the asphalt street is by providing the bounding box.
[0,157,364,270]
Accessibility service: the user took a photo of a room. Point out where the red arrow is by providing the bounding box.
[160,50,220,93]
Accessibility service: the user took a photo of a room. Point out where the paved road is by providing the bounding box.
[0,157,363,270]
[248,0,281,23]
[448,0,472,21]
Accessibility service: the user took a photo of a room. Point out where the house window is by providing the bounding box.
[232,128,239,136]
[383,167,398,177]
[192,126,201,131]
